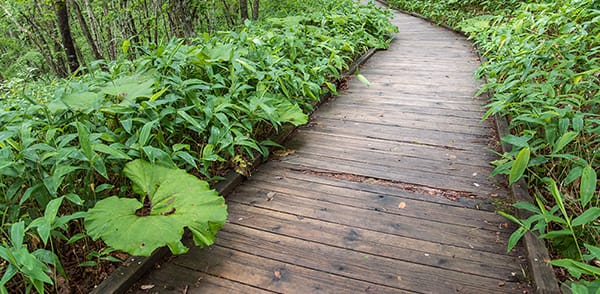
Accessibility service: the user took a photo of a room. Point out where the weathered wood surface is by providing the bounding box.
[132,9,531,294]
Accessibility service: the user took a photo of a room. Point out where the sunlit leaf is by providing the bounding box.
[509,147,530,184]
[85,160,228,256]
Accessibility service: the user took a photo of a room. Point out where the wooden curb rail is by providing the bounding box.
[372,1,561,292]
[90,47,379,294]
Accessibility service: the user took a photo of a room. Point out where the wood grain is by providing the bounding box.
[133,6,531,294]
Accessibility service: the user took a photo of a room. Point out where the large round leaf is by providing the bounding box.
[85,160,227,256]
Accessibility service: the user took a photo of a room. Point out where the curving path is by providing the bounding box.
[132,4,531,294]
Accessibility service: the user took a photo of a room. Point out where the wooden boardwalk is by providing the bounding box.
[133,7,530,294]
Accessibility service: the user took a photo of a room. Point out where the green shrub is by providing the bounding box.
[388,0,599,291]
[0,1,396,291]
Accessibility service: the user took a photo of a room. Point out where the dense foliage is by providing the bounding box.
[388,0,600,291]
[0,0,396,292]
[0,0,264,79]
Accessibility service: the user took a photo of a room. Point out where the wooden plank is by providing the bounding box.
[281,139,498,187]
[273,155,500,196]
[239,173,504,231]
[289,130,497,164]
[227,204,522,279]
[256,166,499,211]
[312,106,491,135]
[172,245,403,293]
[357,74,480,88]
[340,89,489,106]
[360,68,478,79]
[327,99,486,119]
[228,185,508,253]
[305,117,494,152]
[212,225,525,293]
[139,263,273,294]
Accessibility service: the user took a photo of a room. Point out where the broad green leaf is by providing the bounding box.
[76,122,94,161]
[276,100,308,126]
[513,202,540,214]
[539,229,573,239]
[509,147,530,184]
[0,264,17,288]
[10,222,25,248]
[64,193,83,206]
[178,110,206,132]
[572,207,600,227]
[85,160,228,256]
[584,244,600,260]
[506,226,526,253]
[500,134,530,148]
[550,259,600,279]
[546,178,568,221]
[50,91,103,113]
[174,151,198,169]
[580,165,597,207]
[44,197,64,224]
[498,210,523,226]
[102,75,155,104]
[565,166,583,185]
[138,121,155,146]
[149,87,169,102]
[553,131,578,153]
[93,144,131,160]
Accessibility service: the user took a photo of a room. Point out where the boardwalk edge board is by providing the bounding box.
[373,1,561,292]
[90,47,379,294]
[495,115,561,294]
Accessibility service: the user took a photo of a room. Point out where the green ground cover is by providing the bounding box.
[0,1,396,292]
[388,0,600,291]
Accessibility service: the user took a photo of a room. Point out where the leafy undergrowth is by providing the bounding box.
[0,0,397,292]
[387,0,600,291]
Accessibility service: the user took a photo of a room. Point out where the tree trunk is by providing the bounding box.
[219,0,235,27]
[54,0,80,73]
[251,0,259,21]
[102,0,116,60]
[71,0,103,60]
[0,3,62,76]
[239,0,248,23]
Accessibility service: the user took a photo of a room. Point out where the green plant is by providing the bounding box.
[85,159,228,256]
[387,0,600,290]
[0,0,397,290]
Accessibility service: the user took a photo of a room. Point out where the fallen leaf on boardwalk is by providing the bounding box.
[396,275,402,281]
[273,149,295,157]
[472,172,478,177]
[274,270,282,280]
[398,202,406,209]
[473,183,480,187]
[498,281,505,287]
[140,284,155,290]
[363,178,378,185]
[266,192,276,201]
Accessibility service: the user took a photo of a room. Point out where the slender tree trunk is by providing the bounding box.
[219,0,235,27]
[239,0,248,23]
[55,0,80,73]
[251,0,259,21]
[82,0,103,53]
[0,3,62,76]
[102,0,116,60]
[71,0,103,60]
